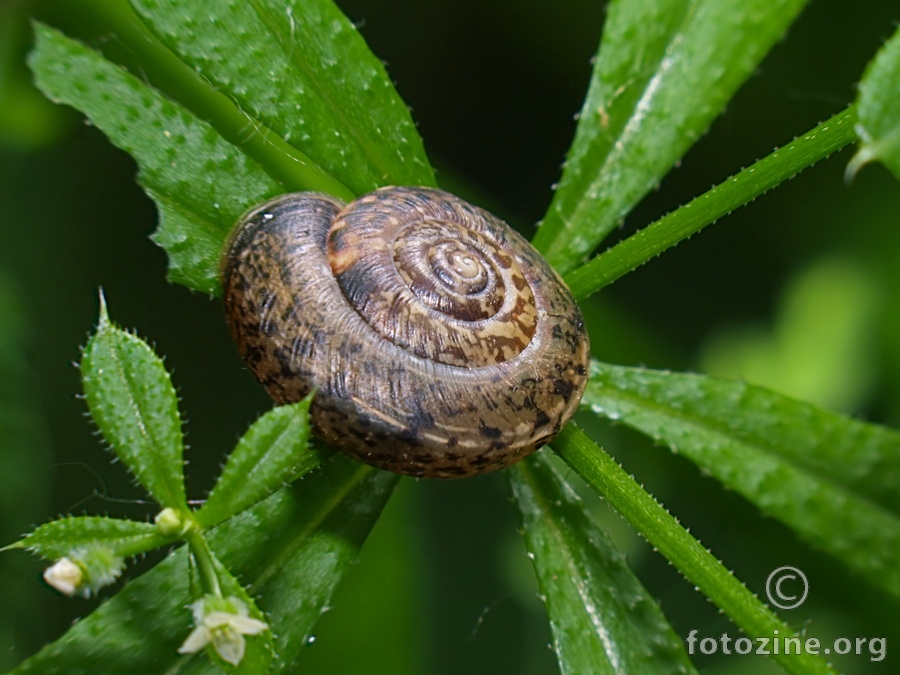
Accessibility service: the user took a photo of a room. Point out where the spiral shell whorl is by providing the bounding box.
[222,186,589,478]
[328,188,538,367]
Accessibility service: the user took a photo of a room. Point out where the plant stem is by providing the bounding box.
[115,534,180,559]
[552,424,838,675]
[563,107,858,300]
[186,529,222,598]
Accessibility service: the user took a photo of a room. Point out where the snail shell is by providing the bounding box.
[222,186,589,478]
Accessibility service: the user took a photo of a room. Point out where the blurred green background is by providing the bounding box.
[1,0,899,673]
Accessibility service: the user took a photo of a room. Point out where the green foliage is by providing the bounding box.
[28,25,283,294]
[849,24,900,180]
[533,0,809,273]
[584,362,900,597]
[130,0,435,195]
[197,398,322,529]
[3,516,165,561]
[81,295,187,511]
[6,0,900,672]
[8,458,396,675]
[508,452,698,675]
[564,108,858,300]
[5,297,398,672]
[550,424,836,675]
[27,0,436,295]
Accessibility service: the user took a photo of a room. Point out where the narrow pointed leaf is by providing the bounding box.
[130,0,435,195]
[80,300,187,510]
[848,24,900,180]
[29,0,439,295]
[197,396,319,529]
[552,425,837,675]
[238,462,399,664]
[28,24,282,294]
[508,452,697,675]
[564,108,857,299]
[7,454,398,674]
[4,517,166,560]
[583,362,900,598]
[534,0,809,273]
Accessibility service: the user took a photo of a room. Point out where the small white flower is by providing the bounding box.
[43,557,83,596]
[178,595,268,666]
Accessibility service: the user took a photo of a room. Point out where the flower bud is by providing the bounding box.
[44,545,125,597]
[155,507,188,536]
[43,557,83,596]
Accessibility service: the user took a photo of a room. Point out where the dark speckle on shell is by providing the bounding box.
[221,186,590,478]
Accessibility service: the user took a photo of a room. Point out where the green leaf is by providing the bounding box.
[28,23,283,295]
[130,0,436,195]
[848,24,900,180]
[551,424,837,675]
[564,107,857,300]
[197,397,321,529]
[583,362,900,598]
[508,452,698,675]
[28,0,439,295]
[4,516,165,560]
[80,297,187,511]
[237,463,399,668]
[292,481,425,673]
[533,0,809,273]
[8,455,398,674]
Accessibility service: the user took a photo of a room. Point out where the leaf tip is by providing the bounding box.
[97,287,110,327]
[0,540,25,553]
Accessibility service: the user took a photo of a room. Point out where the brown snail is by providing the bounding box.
[221,186,589,478]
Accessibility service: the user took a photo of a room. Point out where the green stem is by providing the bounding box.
[114,534,180,559]
[552,424,838,675]
[563,107,858,300]
[58,0,354,200]
[186,529,222,598]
